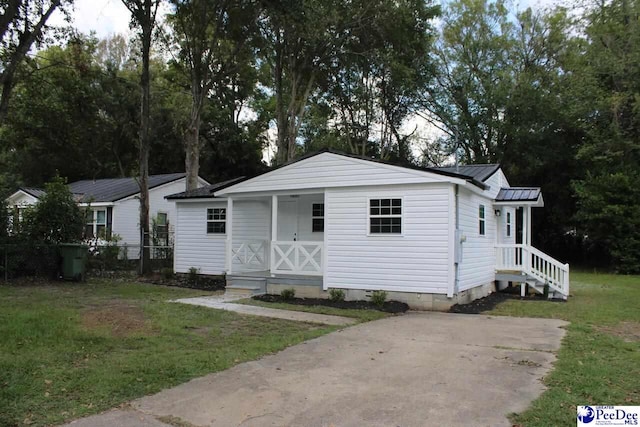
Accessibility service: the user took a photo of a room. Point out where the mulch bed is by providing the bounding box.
[449,286,565,314]
[137,274,226,291]
[253,294,409,314]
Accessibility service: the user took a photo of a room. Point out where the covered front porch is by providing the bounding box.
[493,190,570,299]
[224,192,325,279]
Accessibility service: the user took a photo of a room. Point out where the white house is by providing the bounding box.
[167,151,569,310]
[6,173,208,257]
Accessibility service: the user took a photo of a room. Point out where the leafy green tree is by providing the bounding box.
[168,0,261,190]
[570,0,640,272]
[0,0,74,124]
[21,176,84,243]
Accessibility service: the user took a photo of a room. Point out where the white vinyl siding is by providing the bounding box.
[174,201,227,275]
[216,152,460,195]
[457,188,497,291]
[325,183,451,294]
[112,178,203,258]
[231,199,270,273]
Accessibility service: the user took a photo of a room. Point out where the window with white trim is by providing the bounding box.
[206,208,226,234]
[86,209,107,238]
[156,212,169,245]
[479,204,486,236]
[312,203,324,232]
[370,198,402,234]
[506,211,511,237]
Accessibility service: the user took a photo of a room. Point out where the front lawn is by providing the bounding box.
[488,271,640,426]
[0,280,336,426]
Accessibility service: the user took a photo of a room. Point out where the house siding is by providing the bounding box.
[174,201,227,275]
[231,199,270,272]
[457,187,498,292]
[216,152,458,195]
[112,179,191,255]
[325,183,452,294]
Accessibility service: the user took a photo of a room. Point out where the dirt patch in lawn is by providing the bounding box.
[82,303,151,337]
[596,322,640,343]
[253,294,409,314]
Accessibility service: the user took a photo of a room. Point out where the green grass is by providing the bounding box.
[0,280,337,426]
[488,271,640,426]
[235,297,389,322]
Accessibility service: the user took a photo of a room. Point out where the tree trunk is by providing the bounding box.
[274,35,288,165]
[184,90,201,191]
[137,2,153,275]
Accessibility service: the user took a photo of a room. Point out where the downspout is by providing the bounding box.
[454,184,460,296]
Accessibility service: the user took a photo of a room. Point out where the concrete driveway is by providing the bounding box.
[66,312,567,427]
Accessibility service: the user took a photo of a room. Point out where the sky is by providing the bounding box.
[54,0,559,40]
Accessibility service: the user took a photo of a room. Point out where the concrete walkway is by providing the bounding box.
[65,312,567,427]
[173,296,357,326]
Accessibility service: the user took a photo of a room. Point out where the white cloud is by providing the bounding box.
[50,0,171,40]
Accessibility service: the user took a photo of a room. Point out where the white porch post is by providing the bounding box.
[526,205,532,246]
[270,195,278,274]
[521,206,528,247]
[225,197,233,274]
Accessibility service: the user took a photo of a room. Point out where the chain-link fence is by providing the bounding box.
[0,241,173,281]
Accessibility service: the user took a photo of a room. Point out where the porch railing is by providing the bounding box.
[496,243,569,297]
[271,241,323,276]
[231,240,268,271]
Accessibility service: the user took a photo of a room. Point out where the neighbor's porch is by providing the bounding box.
[224,192,326,279]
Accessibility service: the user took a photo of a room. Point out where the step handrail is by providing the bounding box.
[496,244,569,298]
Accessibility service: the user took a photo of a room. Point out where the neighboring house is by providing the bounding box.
[167,150,569,310]
[6,173,209,257]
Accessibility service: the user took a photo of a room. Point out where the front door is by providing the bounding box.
[278,199,298,241]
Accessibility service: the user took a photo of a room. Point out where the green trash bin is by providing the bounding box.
[58,243,88,281]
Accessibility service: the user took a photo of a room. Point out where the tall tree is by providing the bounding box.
[571,0,640,272]
[169,0,258,190]
[422,0,516,163]
[121,0,161,274]
[0,0,72,124]
[260,0,345,164]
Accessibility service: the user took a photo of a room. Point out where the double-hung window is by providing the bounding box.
[86,209,107,238]
[312,203,324,232]
[369,198,402,234]
[479,204,486,236]
[207,208,226,234]
[85,209,107,238]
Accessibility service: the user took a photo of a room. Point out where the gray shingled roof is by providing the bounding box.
[20,187,47,198]
[432,164,500,182]
[166,177,246,199]
[69,173,187,202]
[496,187,541,202]
[20,173,187,202]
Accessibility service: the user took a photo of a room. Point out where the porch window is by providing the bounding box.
[479,204,486,236]
[312,203,324,232]
[506,211,511,237]
[369,198,402,234]
[86,209,107,238]
[206,208,226,234]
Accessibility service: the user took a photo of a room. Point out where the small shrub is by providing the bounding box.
[161,267,174,279]
[329,288,345,302]
[370,290,387,307]
[187,267,199,285]
[280,288,296,300]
